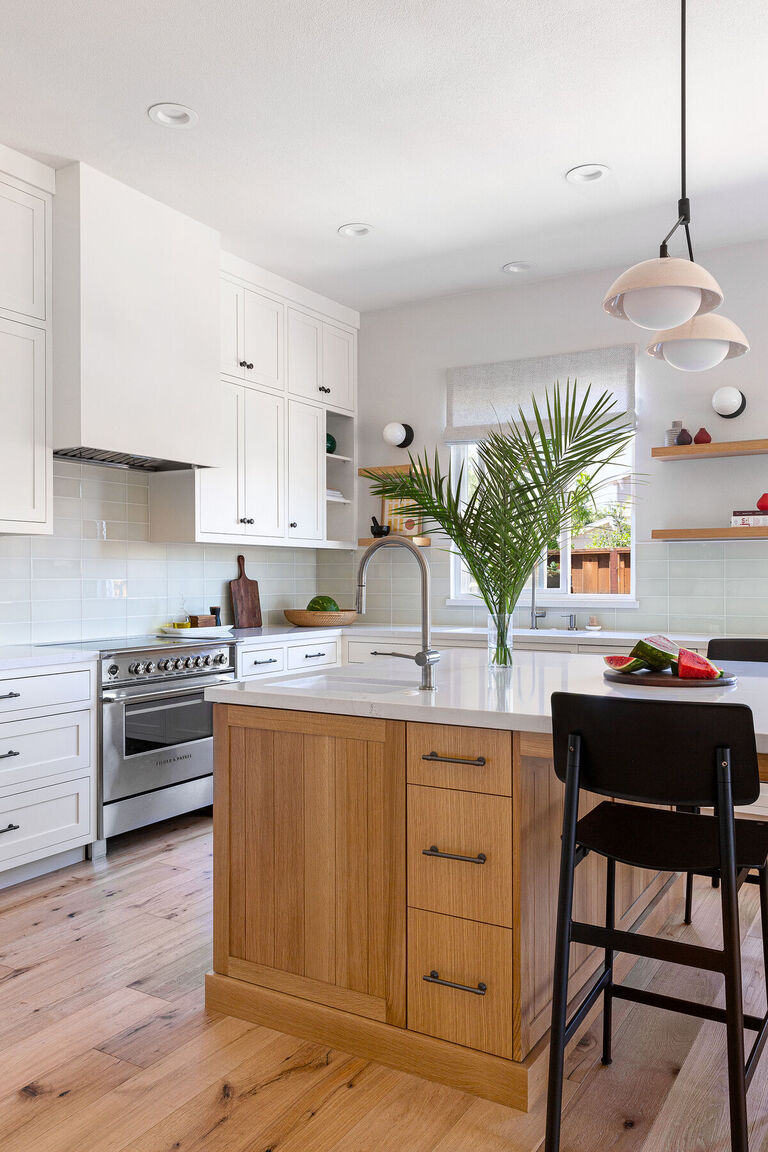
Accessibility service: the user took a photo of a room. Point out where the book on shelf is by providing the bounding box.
[731,512,768,527]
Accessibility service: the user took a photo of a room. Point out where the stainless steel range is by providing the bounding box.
[64,636,236,848]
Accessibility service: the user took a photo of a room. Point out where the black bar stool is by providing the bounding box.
[545,692,768,1152]
[708,638,768,662]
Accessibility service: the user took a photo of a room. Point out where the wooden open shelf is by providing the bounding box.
[651,526,768,541]
[652,438,768,461]
[357,536,431,547]
[358,463,412,477]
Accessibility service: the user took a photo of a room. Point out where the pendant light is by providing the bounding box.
[603,0,747,370]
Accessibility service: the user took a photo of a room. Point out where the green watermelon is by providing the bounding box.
[603,655,647,673]
[629,635,680,671]
[306,594,340,612]
[676,648,723,680]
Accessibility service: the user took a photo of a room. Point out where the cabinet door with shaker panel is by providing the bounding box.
[243,388,284,537]
[0,319,48,530]
[220,278,284,393]
[198,380,242,536]
[287,399,323,541]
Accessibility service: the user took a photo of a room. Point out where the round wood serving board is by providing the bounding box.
[603,668,737,687]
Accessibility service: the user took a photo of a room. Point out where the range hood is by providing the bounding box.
[53,163,223,472]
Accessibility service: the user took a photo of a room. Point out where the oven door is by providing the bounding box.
[101,674,233,804]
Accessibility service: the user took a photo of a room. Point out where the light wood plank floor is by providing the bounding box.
[1,813,767,1151]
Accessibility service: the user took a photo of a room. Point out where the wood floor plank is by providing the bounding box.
[0,1048,136,1140]
[96,986,221,1068]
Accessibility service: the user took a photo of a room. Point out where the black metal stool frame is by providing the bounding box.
[545,693,768,1152]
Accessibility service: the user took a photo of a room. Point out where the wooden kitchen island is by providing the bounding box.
[202,648,709,1111]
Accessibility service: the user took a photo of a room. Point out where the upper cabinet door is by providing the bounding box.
[287,308,323,402]
[322,324,355,412]
[0,319,47,527]
[198,381,243,535]
[287,399,323,541]
[243,388,284,537]
[0,179,47,323]
[220,280,245,380]
[242,290,284,393]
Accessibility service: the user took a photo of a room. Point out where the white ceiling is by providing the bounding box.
[1,0,767,311]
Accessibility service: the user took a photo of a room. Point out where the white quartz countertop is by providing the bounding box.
[207,646,768,752]
[233,624,709,647]
[0,645,99,671]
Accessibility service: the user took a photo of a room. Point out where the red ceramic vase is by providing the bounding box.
[757,494,768,512]
[693,427,711,444]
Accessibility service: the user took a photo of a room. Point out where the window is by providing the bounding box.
[449,437,636,607]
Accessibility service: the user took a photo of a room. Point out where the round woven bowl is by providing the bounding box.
[284,609,358,627]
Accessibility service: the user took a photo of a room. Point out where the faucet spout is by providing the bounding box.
[355,537,439,690]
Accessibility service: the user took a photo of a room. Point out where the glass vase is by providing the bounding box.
[487,610,514,669]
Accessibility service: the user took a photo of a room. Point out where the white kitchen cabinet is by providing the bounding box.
[287,399,324,541]
[0,176,48,323]
[287,307,322,401]
[220,278,284,392]
[198,380,241,535]
[323,323,355,411]
[0,318,49,531]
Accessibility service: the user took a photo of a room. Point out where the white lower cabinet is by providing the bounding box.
[237,634,342,681]
[287,399,323,541]
[0,777,91,868]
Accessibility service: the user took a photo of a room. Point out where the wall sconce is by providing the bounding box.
[382,422,414,448]
[711,387,746,419]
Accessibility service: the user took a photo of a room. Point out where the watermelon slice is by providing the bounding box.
[676,648,723,680]
[603,655,647,673]
[629,635,680,671]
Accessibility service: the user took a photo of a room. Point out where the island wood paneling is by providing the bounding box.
[214,705,406,1027]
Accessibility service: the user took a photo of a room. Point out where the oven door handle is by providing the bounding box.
[102,675,234,705]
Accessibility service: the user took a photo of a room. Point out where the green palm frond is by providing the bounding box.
[362,380,634,621]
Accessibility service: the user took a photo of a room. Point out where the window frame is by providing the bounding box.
[447,442,638,610]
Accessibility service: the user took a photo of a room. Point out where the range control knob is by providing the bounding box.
[144,661,156,675]
[157,658,171,672]
[194,655,205,668]
[214,653,227,666]
[107,664,120,678]
[203,654,212,667]
[128,662,143,675]
[183,657,194,669]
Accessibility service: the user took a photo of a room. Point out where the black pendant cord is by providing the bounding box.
[659,0,694,261]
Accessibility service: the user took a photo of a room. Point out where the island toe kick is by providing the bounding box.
[206,704,681,1111]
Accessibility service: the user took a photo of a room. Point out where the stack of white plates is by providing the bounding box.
[158,625,234,639]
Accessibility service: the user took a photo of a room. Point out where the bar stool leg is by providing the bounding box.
[759,868,768,1007]
[602,857,615,1065]
[684,872,694,925]
[717,757,749,1152]
[545,739,581,1152]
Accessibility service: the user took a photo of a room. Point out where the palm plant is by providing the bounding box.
[364,381,634,667]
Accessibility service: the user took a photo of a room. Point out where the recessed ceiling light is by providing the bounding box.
[337,223,372,238]
[501,261,531,274]
[147,103,199,129]
[565,163,610,184]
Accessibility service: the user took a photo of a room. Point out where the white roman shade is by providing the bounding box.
[445,344,636,443]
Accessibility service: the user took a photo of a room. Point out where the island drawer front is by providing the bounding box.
[407,908,514,1059]
[0,670,92,717]
[0,710,91,792]
[0,776,91,867]
[240,646,286,678]
[407,785,513,927]
[286,640,339,670]
[406,723,512,795]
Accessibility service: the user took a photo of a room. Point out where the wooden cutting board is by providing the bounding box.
[229,555,262,628]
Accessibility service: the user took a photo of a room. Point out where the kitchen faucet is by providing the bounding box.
[355,537,440,691]
[530,557,546,630]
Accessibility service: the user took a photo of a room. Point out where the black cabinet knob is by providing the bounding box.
[238,360,248,367]
[317,385,331,394]
[290,521,298,528]
[246,518,254,524]
[246,362,254,370]
[239,517,248,523]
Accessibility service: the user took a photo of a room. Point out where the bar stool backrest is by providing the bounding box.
[708,638,768,663]
[551,693,759,808]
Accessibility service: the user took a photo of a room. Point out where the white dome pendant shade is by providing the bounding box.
[602,256,723,330]
[647,313,750,372]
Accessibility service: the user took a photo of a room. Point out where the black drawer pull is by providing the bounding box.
[0,750,20,760]
[0,823,20,835]
[422,750,486,767]
[304,652,326,659]
[423,970,487,996]
[253,658,278,666]
[423,845,486,865]
[0,692,21,701]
